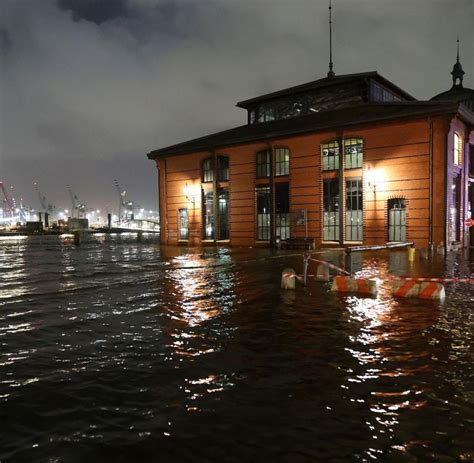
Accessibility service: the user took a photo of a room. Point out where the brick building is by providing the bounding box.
[147,55,474,250]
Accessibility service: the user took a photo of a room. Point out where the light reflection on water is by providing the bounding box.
[0,235,473,462]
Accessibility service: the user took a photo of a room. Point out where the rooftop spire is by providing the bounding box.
[327,0,335,78]
[451,37,464,87]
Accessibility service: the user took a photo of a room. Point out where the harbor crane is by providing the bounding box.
[114,179,139,223]
[0,181,15,218]
[114,179,127,222]
[67,185,87,218]
[34,182,55,215]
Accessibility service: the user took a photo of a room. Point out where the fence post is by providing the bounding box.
[303,252,310,286]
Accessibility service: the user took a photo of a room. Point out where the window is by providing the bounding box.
[454,132,463,166]
[345,178,363,241]
[275,148,290,176]
[203,191,214,239]
[344,139,363,169]
[275,183,290,240]
[218,156,229,181]
[322,141,340,171]
[202,158,214,182]
[388,199,406,242]
[256,186,271,240]
[178,209,189,240]
[256,150,271,178]
[323,179,339,241]
[218,188,229,240]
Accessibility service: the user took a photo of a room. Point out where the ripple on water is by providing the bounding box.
[0,237,473,461]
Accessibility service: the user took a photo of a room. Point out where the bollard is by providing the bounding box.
[137,231,143,243]
[437,242,445,256]
[419,248,429,260]
[391,279,445,300]
[73,230,81,246]
[316,264,330,281]
[331,276,379,296]
[281,268,296,290]
[408,247,416,262]
[107,213,112,230]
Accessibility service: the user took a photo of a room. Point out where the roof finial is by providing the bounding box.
[451,36,464,87]
[327,0,335,78]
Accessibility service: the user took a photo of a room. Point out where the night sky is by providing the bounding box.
[1,0,472,214]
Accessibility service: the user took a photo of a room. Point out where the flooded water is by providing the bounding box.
[1,234,473,462]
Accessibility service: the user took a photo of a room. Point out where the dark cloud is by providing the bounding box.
[0,0,472,213]
[57,0,129,25]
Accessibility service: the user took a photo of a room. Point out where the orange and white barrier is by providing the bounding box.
[394,276,474,284]
[391,278,445,300]
[282,268,302,289]
[331,275,379,296]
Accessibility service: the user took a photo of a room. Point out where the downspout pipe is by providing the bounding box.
[444,117,450,254]
[428,117,433,246]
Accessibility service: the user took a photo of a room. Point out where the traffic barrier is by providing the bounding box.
[309,258,352,276]
[331,275,379,296]
[316,264,330,281]
[391,278,445,300]
[281,268,296,289]
[393,276,474,284]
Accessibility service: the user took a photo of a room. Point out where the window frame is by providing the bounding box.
[344,138,363,169]
[322,140,340,172]
[202,158,214,183]
[217,155,229,182]
[274,147,290,177]
[454,132,463,166]
[256,150,271,178]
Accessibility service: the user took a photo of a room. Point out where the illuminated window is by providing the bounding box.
[323,179,339,241]
[454,132,463,166]
[178,208,188,240]
[322,141,340,171]
[202,158,214,182]
[256,186,271,240]
[274,148,290,176]
[388,198,406,242]
[344,139,363,169]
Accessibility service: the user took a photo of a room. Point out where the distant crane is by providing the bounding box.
[67,185,87,218]
[34,182,55,215]
[0,181,15,218]
[114,179,127,222]
[114,179,140,223]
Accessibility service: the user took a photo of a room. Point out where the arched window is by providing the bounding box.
[322,141,339,171]
[322,139,363,171]
[256,150,271,178]
[274,148,290,176]
[217,156,229,181]
[202,158,214,182]
[388,198,407,242]
[344,138,363,169]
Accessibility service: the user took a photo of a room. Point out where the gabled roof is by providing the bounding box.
[148,101,467,160]
[236,71,416,108]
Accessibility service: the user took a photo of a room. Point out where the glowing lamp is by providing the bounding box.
[366,166,379,193]
[184,183,199,204]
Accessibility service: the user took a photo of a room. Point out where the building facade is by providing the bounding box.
[148,62,474,250]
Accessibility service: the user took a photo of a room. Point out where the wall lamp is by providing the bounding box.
[184,183,199,204]
[366,166,377,193]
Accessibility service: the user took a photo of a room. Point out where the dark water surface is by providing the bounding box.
[1,235,473,462]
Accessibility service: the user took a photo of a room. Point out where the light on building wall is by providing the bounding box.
[366,166,379,193]
[184,183,199,204]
